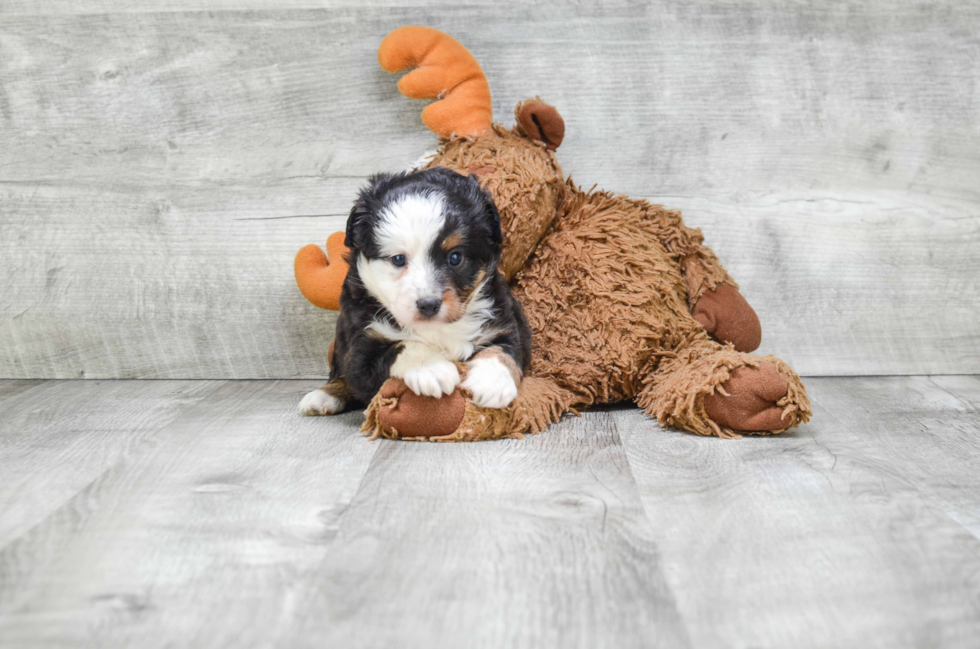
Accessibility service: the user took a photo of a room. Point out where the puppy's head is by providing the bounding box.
[345,167,502,329]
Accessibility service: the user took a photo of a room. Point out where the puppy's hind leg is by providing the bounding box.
[299,378,352,416]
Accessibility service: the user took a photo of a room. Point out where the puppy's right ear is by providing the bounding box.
[345,173,394,251]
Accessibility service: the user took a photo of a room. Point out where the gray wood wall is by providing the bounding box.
[1,1,978,379]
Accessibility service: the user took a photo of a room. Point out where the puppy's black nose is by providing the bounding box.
[416,298,442,319]
[415,297,442,318]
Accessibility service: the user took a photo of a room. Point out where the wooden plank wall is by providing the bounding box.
[1,1,978,378]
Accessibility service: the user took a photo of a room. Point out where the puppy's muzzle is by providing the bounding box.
[416,298,442,319]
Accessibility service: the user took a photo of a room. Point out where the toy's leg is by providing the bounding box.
[635,334,811,438]
[362,377,468,438]
[639,202,762,352]
[361,375,575,442]
[692,284,763,353]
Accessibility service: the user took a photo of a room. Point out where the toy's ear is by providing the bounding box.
[516,98,565,150]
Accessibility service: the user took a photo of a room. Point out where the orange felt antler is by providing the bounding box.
[294,231,349,311]
[378,26,492,138]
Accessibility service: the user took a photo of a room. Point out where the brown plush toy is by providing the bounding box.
[295,26,812,441]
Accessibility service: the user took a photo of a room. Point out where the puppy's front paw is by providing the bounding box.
[401,360,461,398]
[463,357,519,409]
[299,389,343,416]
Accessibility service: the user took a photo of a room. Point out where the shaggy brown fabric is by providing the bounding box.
[635,337,810,439]
[357,97,813,441]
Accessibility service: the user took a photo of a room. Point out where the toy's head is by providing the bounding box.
[379,26,569,280]
[425,101,566,280]
[295,26,569,310]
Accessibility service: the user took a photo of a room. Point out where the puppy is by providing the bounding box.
[299,167,532,418]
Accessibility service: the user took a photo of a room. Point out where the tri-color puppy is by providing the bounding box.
[299,167,532,417]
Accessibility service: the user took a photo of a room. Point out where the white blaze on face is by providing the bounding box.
[357,192,446,328]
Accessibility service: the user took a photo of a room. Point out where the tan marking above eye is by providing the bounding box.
[442,232,463,252]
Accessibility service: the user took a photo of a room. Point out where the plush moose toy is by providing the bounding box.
[295,26,811,441]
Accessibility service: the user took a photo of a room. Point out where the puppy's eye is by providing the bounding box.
[391,254,407,267]
[447,251,463,267]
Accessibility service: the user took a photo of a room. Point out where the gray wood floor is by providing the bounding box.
[1,377,979,648]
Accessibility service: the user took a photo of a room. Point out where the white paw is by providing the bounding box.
[401,360,460,398]
[463,357,519,409]
[298,389,343,416]
[390,342,460,398]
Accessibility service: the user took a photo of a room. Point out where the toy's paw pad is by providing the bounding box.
[704,364,789,431]
[463,357,519,409]
[299,389,344,416]
[402,360,460,398]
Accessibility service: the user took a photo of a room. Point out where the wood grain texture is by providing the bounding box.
[617,375,980,648]
[0,380,379,647]
[287,411,688,649]
[814,375,980,538]
[2,377,980,647]
[0,385,689,649]
[0,0,497,14]
[0,379,45,401]
[1,2,979,377]
[0,380,222,548]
